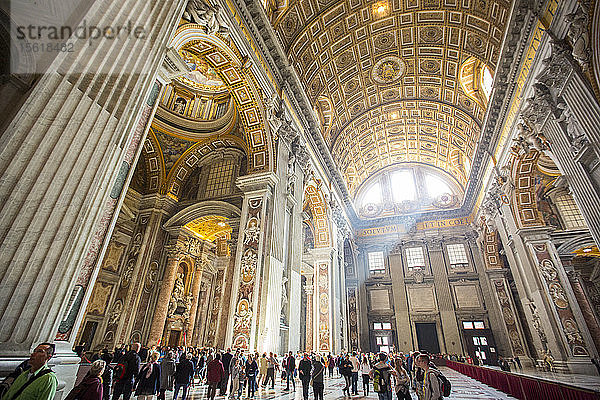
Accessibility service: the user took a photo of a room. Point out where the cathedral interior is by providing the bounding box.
[2,0,600,393]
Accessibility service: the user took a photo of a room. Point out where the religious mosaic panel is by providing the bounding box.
[232,197,263,350]
[492,278,526,356]
[317,261,331,352]
[531,242,589,356]
[347,286,359,350]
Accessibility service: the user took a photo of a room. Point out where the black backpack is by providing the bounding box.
[372,367,390,393]
[434,370,451,397]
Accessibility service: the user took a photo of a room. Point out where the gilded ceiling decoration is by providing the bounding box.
[185,215,233,241]
[274,0,511,195]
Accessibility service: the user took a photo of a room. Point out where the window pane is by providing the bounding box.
[474,321,485,329]
[374,323,383,330]
[405,247,425,271]
[380,346,389,353]
[482,66,493,99]
[480,337,488,345]
[362,181,382,205]
[555,193,587,229]
[447,243,469,269]
[382,322,392,330]
[480,351,486,360]
[473,337,480,345]
[376,337,382,345]
[382,337,389,345]
[463,321,474,329]
[425,174,452,198]
[390,170,415,201]
[369,251,385,274]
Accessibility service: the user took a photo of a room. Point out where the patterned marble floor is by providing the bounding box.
[170,367,516,400]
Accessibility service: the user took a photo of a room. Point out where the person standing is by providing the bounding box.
[64,359,105,400]
[349,352,360,395]
[264,352,278,389]
[392,357,410,400]
[221,349,233,396]
[339,354,353,397]
[245,355,258,399]
[174,353,195,400]
[285,352,296,391]
[207,354,224,400]
[229,357,241,399]
[258,354,268,387]
[2,343,58,400]
[101,352,113,400]
[327,354,335,377]
[298,353,312,400]
[514,356,523,371]
[360,355,371,396]
[369,353,397,400]
[158,351,176,400]
[414,354,440,400]
[113,343,142,400]
[135,351,161,400]
[311,357,325,400]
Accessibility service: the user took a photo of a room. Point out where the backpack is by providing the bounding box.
[433,370,451,397]
[113,362,127,381]
[372,367,390,393]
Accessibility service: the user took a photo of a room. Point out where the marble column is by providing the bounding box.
[0,0,186,390]
[522,40,600,245]
[467,230,518,357]
[311,248,333,353]
[186,252,208,343]
[226,172,277,351]
[567,271,600,354]
[522,233,596,373]
[427,238,462,354]
[147,240,184,346]
[388,243,412,353]
[304,275,314,351]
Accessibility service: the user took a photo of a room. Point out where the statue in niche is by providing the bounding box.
[173,97,187,115]
[286,153,296,196]
[281,276,289,323]
[565,6,590,70]
[183,0,229,36]
[173,273,185,301]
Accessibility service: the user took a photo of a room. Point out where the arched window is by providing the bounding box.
[390,170,416,201]
[355,164,462,218]
[481,66,494,100]
[361,181,382,206]
[425,174,452,198]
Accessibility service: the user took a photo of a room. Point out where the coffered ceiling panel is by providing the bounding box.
[274,0,511,195]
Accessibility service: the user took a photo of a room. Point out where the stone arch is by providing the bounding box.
[164,200,241,230]
[164,134,248,199]
[169,26,274,175]
[303,184,330,248]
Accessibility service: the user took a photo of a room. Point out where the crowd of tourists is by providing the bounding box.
[0,342,455,400]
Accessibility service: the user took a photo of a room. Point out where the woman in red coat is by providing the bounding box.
[65,360,105,400]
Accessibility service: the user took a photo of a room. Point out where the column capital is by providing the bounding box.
[309,247,334,261]
[236,172,278,194]
[157,47,191,85]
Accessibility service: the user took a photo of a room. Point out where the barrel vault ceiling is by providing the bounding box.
[273,0,512,196]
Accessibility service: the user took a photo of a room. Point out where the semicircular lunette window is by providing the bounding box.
[357,165,462,219]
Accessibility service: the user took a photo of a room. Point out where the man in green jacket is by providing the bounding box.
[3,343,58,400]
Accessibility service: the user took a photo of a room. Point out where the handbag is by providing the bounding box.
[310,365,324,386]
